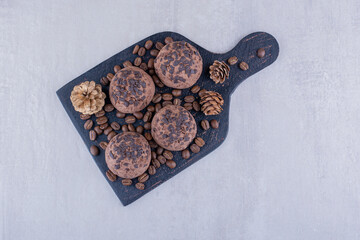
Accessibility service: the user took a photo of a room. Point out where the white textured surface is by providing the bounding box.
[1,0,360,239]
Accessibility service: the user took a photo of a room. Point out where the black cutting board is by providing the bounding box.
[57,31,279,206]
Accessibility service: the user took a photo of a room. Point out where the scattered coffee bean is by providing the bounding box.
[144,132,152,141]
[136,125,144,134]
[164,36,173,44]
[100,76,109,86]
[156,146,164,155]
[99,123,109,130]
[135,182,145,190]
[155,103,162,112]
[104,104,114,112]
[134,57,142,66]
[192,101,200,111]
[110,122,120,131]
[143,111,152,122]
[133,111,143,119]
[89,130,97,141]
[257,48,265,58]
[84,119,93,130]
[147,105,155,112]
[147,58,154,69]
[210,119,219,129]
[150,49,159,56]
[132,45,140,54]
[90,145,99,156]
[149,140,158,148]
[122,125,129,132]
[166,160,176,169]
[139,62,148,71]
[157,155,166,164]
[107,73,114,81]
[184,95,195,103]
[162,93,173,101]
[116,111,126,118]
[94,126,103,135]
[99,141,108,150]
[114,65,121,73]
[173,98,181,106]
[155,41,164,50]
[163,150,173,160]
[152,158,161,168]
[239,61,249,71]
[144,122,151,130]
[104,126,113,135]
[198,89,207,98]
[138,47,146,56]
[201,120,210,130]
[191,85,200,94]
[106,170,117,182]
[151,151,157,160]
[125,115,136,124]
[138,173,149,183]
[172,89,182,97]
[183,102,193,111]
[122,179,132,186]
[190,144,200,153]
[123,60,132,68]
[107,131,116,141]
[228,56,238,65]
[152,75,164,88]
[194,137,205,147]
[80,114,91,120]
[162,100,172,107]
[95,110,105,117]
[148,69,155,75]
[128,124,135,132]
[148,165,156,175]
[96,116,108,125]
[182,149,190,159]
[144,40,153,50]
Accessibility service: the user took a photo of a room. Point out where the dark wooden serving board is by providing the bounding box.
[57,31,279,206]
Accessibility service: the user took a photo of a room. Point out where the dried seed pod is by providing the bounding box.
[199,90,224,115]
[209,60,230,84]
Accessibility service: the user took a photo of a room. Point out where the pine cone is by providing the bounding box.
[70,81,106,115]
[209,60,230,84]
[199,90,224,115]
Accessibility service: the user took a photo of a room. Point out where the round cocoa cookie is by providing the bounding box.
[154,41,203,89]
[105,132,151,179]
[151,105,197,151]
[109,66,155,113]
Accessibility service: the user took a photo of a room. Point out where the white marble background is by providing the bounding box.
[1,0,360,239]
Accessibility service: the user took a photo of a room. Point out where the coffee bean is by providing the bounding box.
[182,149,190,159]
[144,122,151,130]
[157,155,166,164]
[99,123,109,130]
[125,115,136,124]
[147,105,155,112]
[138,172,149,183]
[257,48,265,58]
[198,89,207,98]
[162,93,173,101]
[134,57,142,66]
[166,160,176,169]
[192,101,200,111]
[138,47,146,56]
[149,140,158,148]
[172,89,182,97]
[96,116,108,125]
[133,111,143,119]
[210,119,219,129]
[122,125,129,132]
[194,137,205,147]
[135,182,145,190]
[95,110,105,117]
[122,178,132,186]
[80,114,91,120]
[143,111,152,122]
[84,119,93,130]
[144,132,152,141]
[114,65,121,73]
[132,45,140,54]
[144,40,153,50]
[191,85,200,94]
[201,120,210,130]
[106,170,117,182]
[94,126,103,135]
[156,146,164,155]
[155,42,164,50]
[123,60,132,68]
[152,75,164,88]
[239,61,249,71]
[148,69,155,75]
[99,141,108,150]
[139,62,148,71]
[128,124,135,132]
[110,122,120,131]
[163,150,173,160]
[107,73,114,81]
[90,145,99,156]
[151,151,157,160]
[190,144,200,153]
[183,102,193,111]
[164,36,173,44]
[89,130,97,141]
[100,76,109,86]
[104,104,114,112]
[104,126,113,135]
[228,56,238,65]
[136,125,144,134]
[162,100,172,107]
[155,103,162,112]
[184,95,195,103]
[148,165,156,175]
[107,131,116,141]
[173,98,181,106]
[147,58,154,69]
[150,49,159,56]
[152,158,161,168]
[116,111,126,118]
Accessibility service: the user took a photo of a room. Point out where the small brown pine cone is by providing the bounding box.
[70,81,106,115]
[209,60,230,84]
[199,91,224,115]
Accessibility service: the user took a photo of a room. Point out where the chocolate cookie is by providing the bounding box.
[151,105,197,151]
[109,66,155,113]
[154,41,203,89]
[105,132,151,179]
